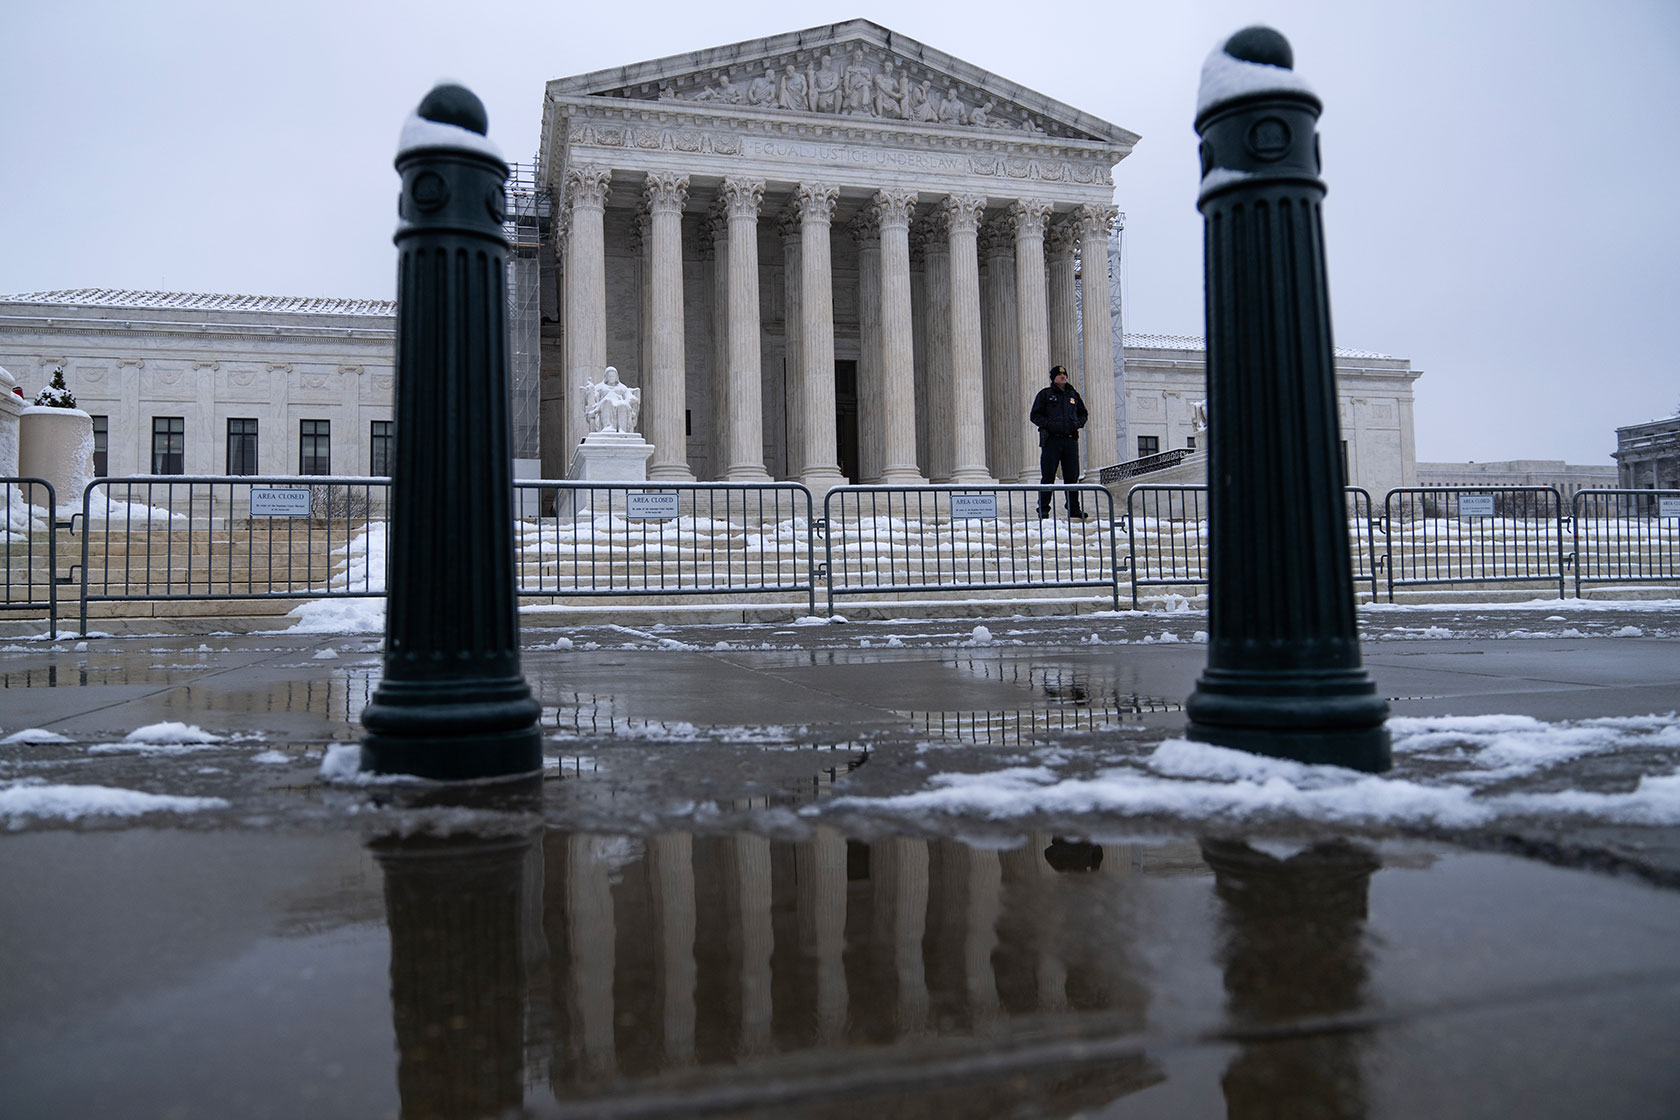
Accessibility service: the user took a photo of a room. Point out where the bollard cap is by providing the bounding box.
[1196,26,1318,124]
[397,82,505,165]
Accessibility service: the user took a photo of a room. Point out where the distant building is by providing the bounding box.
[1123,334,1420,495]
[1414,459,1617,499]
[1613,415,1680,491]
[0,290,398,480]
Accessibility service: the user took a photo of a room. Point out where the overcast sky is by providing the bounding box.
[3,0,1675,464]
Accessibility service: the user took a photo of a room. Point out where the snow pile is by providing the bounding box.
[285,596,386,634]
[88,722,224,756]
[821,713,1680,830]
[0,779,228,824]
[1,728,72,745]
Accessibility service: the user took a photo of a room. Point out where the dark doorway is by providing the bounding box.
[835,360,860,483]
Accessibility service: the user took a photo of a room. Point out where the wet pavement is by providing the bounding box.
[3,603,1680,1117]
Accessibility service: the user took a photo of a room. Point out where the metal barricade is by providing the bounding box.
[2,477,58,635]
[1124,485,1208,611]
[1126,485,1383,610]
[1346,487,1380,602]
[821,484,1119,615]
[1382,486,1565,601]
[79,476,389,633]
[1570,488,1680,597]
[512,481,817,615]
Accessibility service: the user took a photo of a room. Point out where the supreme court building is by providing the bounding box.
[537,19,1137,491]
[1,20,1421,495]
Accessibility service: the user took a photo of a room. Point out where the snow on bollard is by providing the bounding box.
[1183,28,1391,773]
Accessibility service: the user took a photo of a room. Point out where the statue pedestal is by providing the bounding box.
[566,432,654,517]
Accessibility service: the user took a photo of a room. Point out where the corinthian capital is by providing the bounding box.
[1009,197,1052,239]
[847,207,880,245]
[794,182,839,225]
[977,215,1015,259]
[941,194,988,237]
[870,188,918,230]
[1045,219,1080,259]
[643,171,690,214]
[1075,203,1121,240]
[564,165,612,211]
[720,177,765,220]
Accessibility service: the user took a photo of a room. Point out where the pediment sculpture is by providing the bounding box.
[624,44,1065,138]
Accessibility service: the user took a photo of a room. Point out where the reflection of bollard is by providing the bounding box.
[361,84,542,779]
[1185,28,1391,772]
[374,832,542,1118]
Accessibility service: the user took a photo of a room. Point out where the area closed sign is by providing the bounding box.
[949,494,998,519]
[250,489,311,517]
[1457,495,1495,517]
[626,492,680,519]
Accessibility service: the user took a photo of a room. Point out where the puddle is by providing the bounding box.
[3,827,1677,1118]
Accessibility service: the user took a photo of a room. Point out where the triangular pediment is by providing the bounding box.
[546,19,1137,148]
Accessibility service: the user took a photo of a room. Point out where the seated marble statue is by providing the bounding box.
[583,366,641,434]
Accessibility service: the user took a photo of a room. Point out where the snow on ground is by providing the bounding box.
[819,713,1680,831]
[1,729,73,744]
[0,779,229,824]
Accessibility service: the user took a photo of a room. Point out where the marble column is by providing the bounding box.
[778,208,805,479]
[1046,219,1080,375]
[568,833,617,1080]
[1077,204,1121,477]
[796,826,849,1044]
[965,845,1002,1025]
[563,165,611,463]
[1012,198,1053,483]
[918,211,954,482]
[648,832,696,1065]
[873,188,925,484]
[645,173,692,480]
[944,194,992,484]
[795,184,846,495]
[980,217,1019,483]
[850,209,884,484]
[722,177,770,481]
[872,837,930,1037]
[731,833,774,1057]
[707,204,730,480]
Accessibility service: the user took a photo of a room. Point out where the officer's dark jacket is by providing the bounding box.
[1030,383,1089,441]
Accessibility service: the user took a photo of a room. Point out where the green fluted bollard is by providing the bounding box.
[1184,28,1391,772]
[361,84,542,779]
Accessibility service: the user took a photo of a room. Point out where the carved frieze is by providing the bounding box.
[602,42,1075,140]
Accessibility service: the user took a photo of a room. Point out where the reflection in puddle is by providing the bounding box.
[366,829,1291,1115]
[902,696,1182,745]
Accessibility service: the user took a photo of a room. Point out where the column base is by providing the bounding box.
[724,464,773,483]
[947,467,996,485]
[799,467,849,500]
[878,466,927,485]
[1185,666,1392,773]
[648,462,696,482]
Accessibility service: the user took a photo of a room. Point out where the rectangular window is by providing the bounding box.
[370,420,393,476]
[91,415,108,477]
[151,416,184,475]
[1137,435,1159,459]
[1185,436,1196,451]
[299,419,330,475]
[227,418,259,475]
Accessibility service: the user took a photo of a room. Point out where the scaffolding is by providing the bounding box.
[504,161,549,462]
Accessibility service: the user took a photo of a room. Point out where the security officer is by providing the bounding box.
[1029,364,1090,519]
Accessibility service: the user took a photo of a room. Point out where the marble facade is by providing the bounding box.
[537,20,1138,492]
